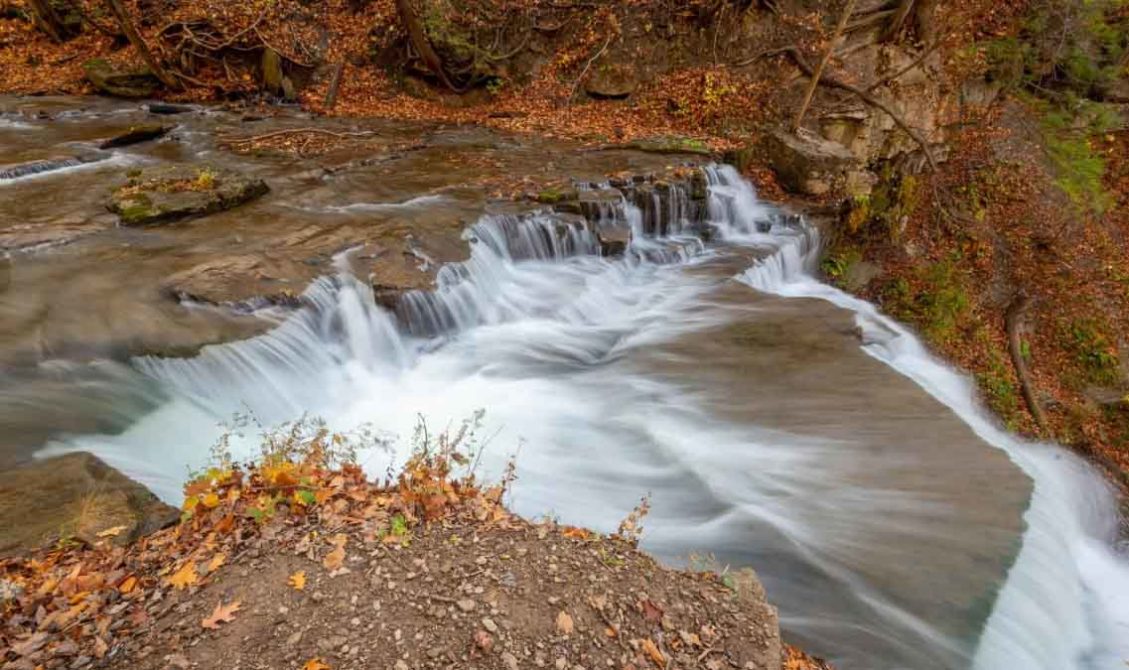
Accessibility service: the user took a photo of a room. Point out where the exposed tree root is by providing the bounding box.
[1006,290,1050,433]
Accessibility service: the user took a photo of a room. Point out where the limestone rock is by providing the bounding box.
[83,58,160,99]
[0,452,178,556]
[108,165,269,226]
[762,128,860,196]
[585,62,638,100]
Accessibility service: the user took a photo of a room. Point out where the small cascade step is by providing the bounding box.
[0,155,105,181]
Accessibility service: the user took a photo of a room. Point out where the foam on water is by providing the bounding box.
[35,165,1129,669]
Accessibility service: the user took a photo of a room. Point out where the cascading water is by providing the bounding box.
[36,166,1129,669]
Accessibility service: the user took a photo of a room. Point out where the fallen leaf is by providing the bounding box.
[201,600,241,629]
[118,575,138,594]
[641,598,663,623]
[207,552,227,573]
[556,610,574,635]
[302,660,331,670]
[166,561,198,591]
[641,638,666,667]
[96,525,128,538]
[288,571,306,590]
[323,534,347,570]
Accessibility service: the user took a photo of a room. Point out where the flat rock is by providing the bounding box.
[108,165,269,226]
[0,452,178,556]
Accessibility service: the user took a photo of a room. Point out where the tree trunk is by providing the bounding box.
[393,0,458,91]
[324,62,345,109]
[103,0,178,89]
[792,0,858,132]
[27,0,75,42]
[1006,291,1049,433]
[882,0,916,43]
[912,0,938,45]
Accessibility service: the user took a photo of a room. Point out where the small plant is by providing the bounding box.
[1067,317,1121,383]
[194,167,217,190]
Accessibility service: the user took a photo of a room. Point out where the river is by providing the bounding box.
[2,97,1128,669]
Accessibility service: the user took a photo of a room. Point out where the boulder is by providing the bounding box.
[109,165,269,226]
[585,62,638,100]
[0,452,178,556]
[762,128,861,196]
[83,58,160,99]
[98,123,171,149]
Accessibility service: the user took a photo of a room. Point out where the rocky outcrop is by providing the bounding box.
[0,452,178,556]
[108,165,269,225]
[763,128,862,196]
[83,58,161,98]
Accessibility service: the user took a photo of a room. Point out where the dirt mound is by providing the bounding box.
[0,423,828,670]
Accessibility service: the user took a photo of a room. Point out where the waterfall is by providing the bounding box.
[35,164,1129,669]
[738,218,1129,670]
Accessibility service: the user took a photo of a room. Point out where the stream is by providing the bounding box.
[3,98,1129,669]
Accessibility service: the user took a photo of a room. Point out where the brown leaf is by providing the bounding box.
[201,600,241,629]
[641,598,663,623]
[556,610,574,635]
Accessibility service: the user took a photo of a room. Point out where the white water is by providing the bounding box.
[740,230,1129,669]
[0,152,137,184]
[37,166,1129,669]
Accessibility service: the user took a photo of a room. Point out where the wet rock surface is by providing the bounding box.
[109,165,270,226]
[0,95,708,371]
[0,452,178,556]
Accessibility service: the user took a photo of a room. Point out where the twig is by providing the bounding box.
[220,128,377,144]
[782,45,937,171]
[568,35,612,105]
[325,62,345,110]
[864,39,941,92]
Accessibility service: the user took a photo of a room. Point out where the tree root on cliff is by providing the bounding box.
[1006,290,1050,433]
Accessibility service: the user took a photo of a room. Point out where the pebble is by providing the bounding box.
[501,651,520,670]
[394,662,409,670]
[457,598,476,612]
[482,617,498,633]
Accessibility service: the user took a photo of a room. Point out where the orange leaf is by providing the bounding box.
[323,545,345,570]
[641,638,666,668]
[118,575,138,594]
[207,553,226,573]
[302,660,331,670]
[201,600,241,629]
[288,571,306,590]
[166,562,198,591]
